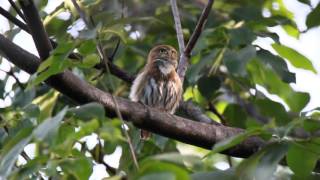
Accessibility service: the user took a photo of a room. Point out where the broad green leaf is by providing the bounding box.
[23,104,40,119]
[0,128,33,179]
[247,59,310,112]
[306,3,320,29]
[192,169,236,180]
[206,128,262,157]
[137,160,190,180]
[32,90,60,122]
[33,107,68,141]
[12,88,36,108]
[68,102,105,121]
[229,27,255,47]
[9,156,48,179]
[80,54,100,68]
[254,99,290,125]
[224,45,256,76]
[60,156,93,180]
[29,42,76,87]
[272,43,317,73]
[151,153,202,169]
[45,17,72,40]
[264,0,299,38]
[78,40,96,55]
[287,142,319,177]
[223,104,247,128]
[297,0,311,5]
[257,49,295,83]
[186,50,217,84]
[140,172,175,180]
[236,142,289,180]
[282,24,299,38]
[197,76,221,100]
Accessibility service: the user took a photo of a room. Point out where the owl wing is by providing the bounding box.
[129,71,147,102]
[166,73,183,113]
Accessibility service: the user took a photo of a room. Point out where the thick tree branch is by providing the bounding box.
[0,34,265,158]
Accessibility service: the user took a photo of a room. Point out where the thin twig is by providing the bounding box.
[170,0,185,54]
[71,0,139,169]
[8,0,26,22]
[208,102,226,124]
[70,0,90,27]
[0,68,24,89]
[208,102,232,167]
[0,6,29,32]
[97,40,140,170]
[170,0,214,83]
[109,38,121,62]
[96,138,117,175]
[185,0,214,54]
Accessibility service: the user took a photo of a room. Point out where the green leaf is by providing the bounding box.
[257,49,295,83]
[29,42,76,87]
[151,153,202,169]
[12,88,36,108]
[186,50,217,84]
[272,43,317,73]
[229,27,255,47]
[287,142,319,177]
[33,107,68,141]
[192,169,236,180]
[80,54,100,68]
[297,0,311,5]
[68,102,105,121]
[10,156,48,179]
[223,104,247,128]
[224,45,256,76]
[247,59,310,112]
[60,156,93,180]
[137,160,190,180]
[255,99,290,125]
[197,76,221,100]
[306,3,320,29]
[236,142,289,180]
[33,90,60,122]
[206,128,262,157]
[282,24,299,38]
[78,40,96,55]
[0,128,33,179]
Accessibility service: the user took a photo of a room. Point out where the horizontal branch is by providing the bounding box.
[0,33,265,158]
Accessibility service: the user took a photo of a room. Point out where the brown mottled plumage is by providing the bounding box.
[129,45,183,139]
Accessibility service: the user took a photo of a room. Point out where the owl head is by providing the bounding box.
[147,45,179,75]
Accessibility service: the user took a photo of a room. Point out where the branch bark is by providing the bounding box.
[171,0,214,83]
[0,33,265,158]
[0,6,29,32]
[19,0,53,60]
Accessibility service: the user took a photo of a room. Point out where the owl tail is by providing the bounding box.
[140,130,151,140]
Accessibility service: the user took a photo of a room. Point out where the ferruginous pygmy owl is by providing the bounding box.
[129,45,183,139]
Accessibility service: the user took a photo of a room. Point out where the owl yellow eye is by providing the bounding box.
[159,48,166,54]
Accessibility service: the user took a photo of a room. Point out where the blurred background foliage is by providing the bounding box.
[1,0,320,179]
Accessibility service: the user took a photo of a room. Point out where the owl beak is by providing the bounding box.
[155,58,166,66]
[155,58,175,66]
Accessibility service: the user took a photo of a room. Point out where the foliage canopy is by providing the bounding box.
[0,0,320,179]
